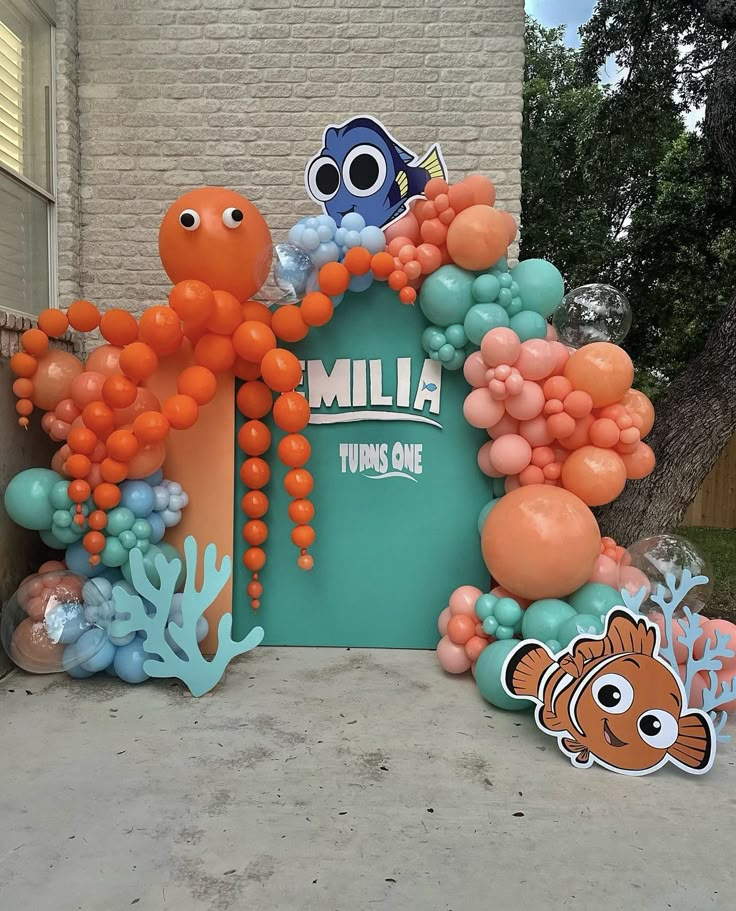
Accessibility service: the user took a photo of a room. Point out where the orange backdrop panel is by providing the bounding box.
[147,343,234,655]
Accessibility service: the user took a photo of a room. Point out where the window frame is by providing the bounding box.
[0,0,57,319]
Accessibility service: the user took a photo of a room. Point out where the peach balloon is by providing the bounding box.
[463,388,505,429]
[487,414,520,439]
[618,565,651,599]
[436,636,472,674]
[384,212,420,245]
[714,667,736,713]
[515,339,556,381]
[30,350,84,412]
[481,484,601,600]
[71,371,106,409]
[463,351,489,387]
[558,414,595,450]
[113,387,161,426]
[463,174,496,207]
[677,666,709,708]
[56,398,81,423]
[505,474,521,493]
[561,445,627,506]
[449,585,483,617]
[481,327,521,367]
[519,415,554,447]
[622,388,655,437]
[446,205,508,271]
[127,440,166,479]
[477,440,504,478]
[85,344,123,377]
[490,434,532,475]
[499,210,518,244]
[10,618,65,673]
[588,554,621,588]
[437,607,452,636]
[563,342,634,407]
[693,619,736,667]
[548,340,571,375]
[505,380,545,421]
[620,442,655,479]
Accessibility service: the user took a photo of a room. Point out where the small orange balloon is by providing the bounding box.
[241,300,273,326]
[83,531,106,554]
[232,320,277,362]
[120,341,159,382]
[243,519,268,546]
[100,457,129,483]
[621,388,655,438]
[12,378,34,398]
[238,420,271,456]
[99,309,138,346]
[177,365,218,405]
[37,308,69,338]
[82,401,116,439]
[21,328,49,356]
[163,394,199,430]
[15,398,33,417]
[343,247,372,275]
[261,348,302,393]
[298,554,314,571]
[240,457,270,489]
[102,375,138,409]
[67,426,98,455]
[243,547,266,571]
[288,498,315,524]
[564,342,634,408]
[65,454,91,478]
[168,279,215,326]
[241,490,269,518]
[284,468,313,498]
[138,306,184,356]
[291,524,315,548]
[133,410,170,444]
[88,510,108,531]
[208,290,242,336]
[237,381,273,419]
[277,433,311,468]
[93,482,121,509]
[10,352,37,378]
[446,205,508,271]
[273,391,310,432]
[561,445,627,506]
[68,479,91,503]
[300,292,334,327]
[272,305,309,342]
[194,333,236,373]
[371,252,394,280]
[67,300,100,332]
[620,442,655,479]
[106,428,139,461]
[318,261,350,296]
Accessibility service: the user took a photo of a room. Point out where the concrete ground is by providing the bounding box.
[0,648,733,911]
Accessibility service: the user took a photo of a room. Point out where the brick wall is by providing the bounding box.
[71,0,524,315]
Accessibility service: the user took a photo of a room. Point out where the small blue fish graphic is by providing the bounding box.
[422,382,438,393]
[305,115,447,228]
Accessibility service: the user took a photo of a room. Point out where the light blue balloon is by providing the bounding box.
[312,241,340,268]
[509,310,547,342]
[45,602,90,645]
[472,274,500,303]
[344,230,362,248]
[464,303,509,345]
[316,213,337,232]
[475,640,533,711]
[144,469,164,486]
[147,512,165,544]
[80,632,117,673]
[511,259,565,318]
[557,614,604,649]
[70,627,108,670]
[348,271,374,293]
[3,468,60,530]
[341,212,366,232]
[300,228,320,251]
[65,541,106,577]
[477,498,499,534]
[521,599,576,642]
[119,480,155,518]
[287,222,305,246]
[113,635,150,684]
[195,616,209,643]
[419,265,475,327]
[359,225,386,254]
[83,577,113,605]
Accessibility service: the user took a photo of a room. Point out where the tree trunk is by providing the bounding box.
[705,37,736,180]
[594,293,736,545]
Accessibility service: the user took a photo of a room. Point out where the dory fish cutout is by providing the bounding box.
[502,609,716,777]
[305,115,447,228]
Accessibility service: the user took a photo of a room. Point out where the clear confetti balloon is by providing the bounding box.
[256,243,318,306]
[627,533,713,618]
[553,283,632,346]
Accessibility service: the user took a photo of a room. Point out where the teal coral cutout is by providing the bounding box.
[621,569,734,742]
[113,536,263,696]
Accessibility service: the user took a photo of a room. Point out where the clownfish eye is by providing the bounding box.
[179,209,200,231]
[222,207,244,229]
[637,710,678,749]
[307,156,340,202]
[343,144,388,197]
[591,674,634,714]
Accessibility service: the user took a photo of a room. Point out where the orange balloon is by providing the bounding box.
[133,410,170,444]
[233,358,261,381]
[371,252,394,280]
[300,292,334,327]
[273,391,310,432]
[158,187,272,301]
[288,498,315,524]
[100,457,128,484]
[563,342,634,408]
[30,350,84,411]
[177,365,217,405]
[318,262,350,296]
[241,300,273,326]
[243,519,268,546]
[102,374,137,409]
[240,457,271,489]
[291,525,315,548]
[119,342,158,382]
[99,309,138,346]
[232,320,277,362]
[10,351,37,378]
[208,290,242,336]
[106,428,139,461]
[37,308,69,338]
[621,388,655,437]
[284,468,313,498]
[67,426,98,455]
[237,420,271,456]
[277,433,311,468]
[67,300,100,332]
[194,333,236,373]
[272,305,309,342]
[243,547,266,571]
[261,348,303,393]
[127,440,166,479]
[16,399,33,418]
[499,210,518,244]
[93,483,121,509]
[85,344,123,377]
[21,328,49,356]
[12,378,34,398]
[463,174,496,207]
[620,442,655,480]
[113,386,161,426]
[11,618,65,672]
[236,381,273,419]
[138,306,184,356]
[446,205,508,271]
[561,445,627,506]
[68,479,91,503]
[343,247,372,275]
[241,490,269,518]
[82,401,116,439]
[65,453,92,479]
[168,279,215,326]
[83,530,106,554]
[558,413,595,451]
[481,484,601,600]
[163,394,199,430]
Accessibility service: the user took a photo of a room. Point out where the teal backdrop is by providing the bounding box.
[233,283,492,648]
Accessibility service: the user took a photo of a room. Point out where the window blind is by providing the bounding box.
[0,17,23,176]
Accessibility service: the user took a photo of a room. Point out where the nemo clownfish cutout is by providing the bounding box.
[503,609,716,776]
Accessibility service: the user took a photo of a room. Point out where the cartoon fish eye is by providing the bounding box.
[342,144,388,197]
[222,207,244,229]
[179,209,200,231]
[591,674,634,714]
[637,710,678,749]
[307,156,341,202]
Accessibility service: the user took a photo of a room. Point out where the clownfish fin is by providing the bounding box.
[562,738,591,766]
[668,711,715,772]
[505,641,554,700]
[395,169,409,198]
[604,610,657,657]
[417,144,447,181]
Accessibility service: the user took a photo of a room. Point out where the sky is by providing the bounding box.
[525,0,595,48]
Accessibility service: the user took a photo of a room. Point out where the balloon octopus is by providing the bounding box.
[9,187,387,610]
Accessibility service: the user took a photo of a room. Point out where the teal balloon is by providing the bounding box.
[419,264,475,327]
[557,614,604,649]
[472,274,500,303]
[475,640,533,711]
[101,537,128,568]
[521,599,576,642]
[3,468,60,530]
[509,310,547,341]
[49,523,83,545]
[421,326,445,353]
[444,349,466,371]
[50,480,73,510]
[491,477,506,497]
[107,507,136,536]
[438,343,456,363]
[122,543,184,589]
[507,297,523,317]
[511,259,564,318]
[445,323,467,348]
[477,498,499,534]
[41,528,67,550]
[568,583,622,620]
[495,597,523,628]
[463,303,509,345]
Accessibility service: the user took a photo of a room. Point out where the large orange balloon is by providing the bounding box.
[481,484,601,600]
[561,445,627,506]
[446,205,509,271]
[30,350,83,411]
[158,187,273,301]
[127,440,166,479]
[621,388,655,437]
[563,342,634,408]
[113,387,161,426]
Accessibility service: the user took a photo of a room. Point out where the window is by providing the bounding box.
[0,0,55,317]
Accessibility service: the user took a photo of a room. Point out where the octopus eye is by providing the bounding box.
[591,673,633,714]
[637,710,678,749]
[223,207,244,229]
[179,209,200,231]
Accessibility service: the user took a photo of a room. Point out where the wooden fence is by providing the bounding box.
[683,434,736,529]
